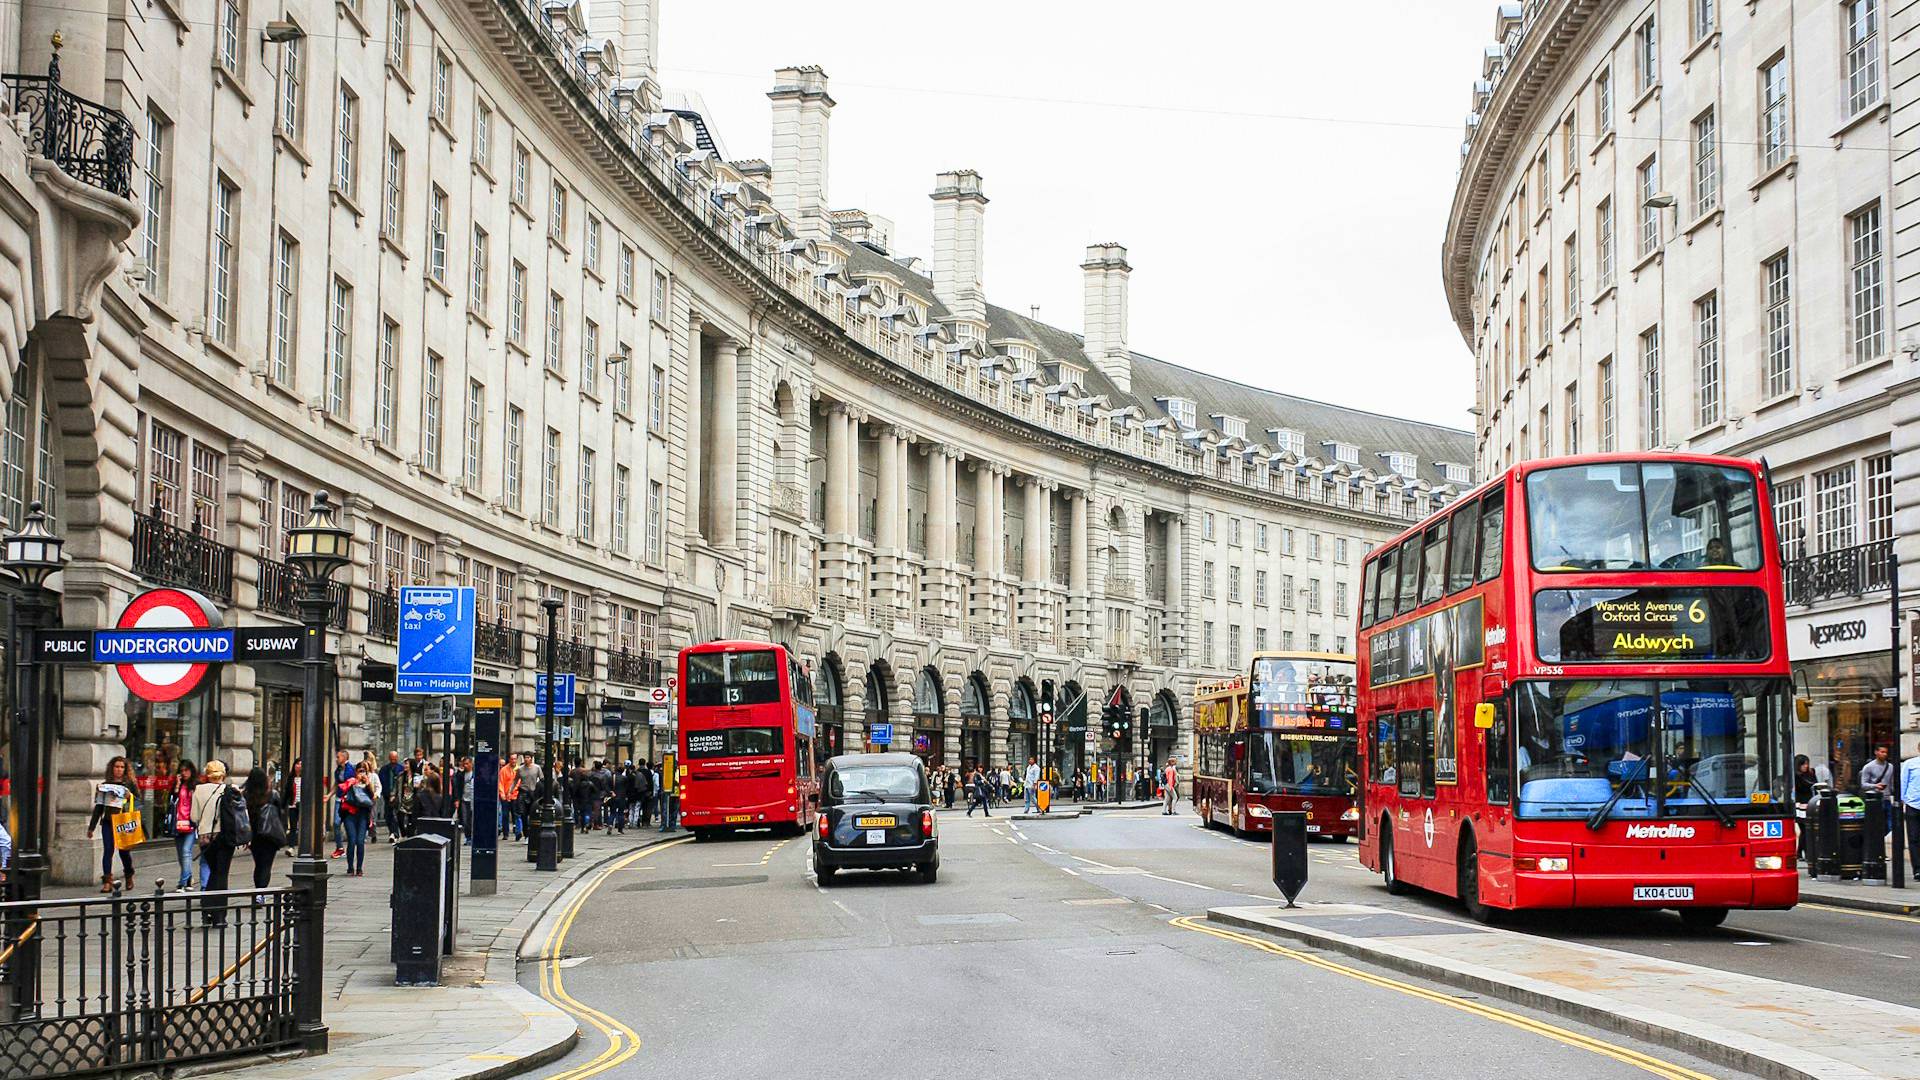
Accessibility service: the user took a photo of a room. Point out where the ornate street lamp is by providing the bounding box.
[286,490,351,1053]
[4,500,63,1015]
[534,597,562,871]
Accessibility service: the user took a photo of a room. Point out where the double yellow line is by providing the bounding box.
[535,837,693,1080]
[1168,916,1716,1080]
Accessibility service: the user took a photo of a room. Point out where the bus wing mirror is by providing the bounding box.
[1795,697,1811,723]
[1473,703,1496,730]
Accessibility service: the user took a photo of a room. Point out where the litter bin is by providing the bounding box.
[1862,789,1889,883]
[413,816,462,952]
[392,833,450,985]
[1835,793,1866,880]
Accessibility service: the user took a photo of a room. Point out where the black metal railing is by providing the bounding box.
[535,635,595,678]
[0,885,300,1077]
[475,618,522,667]
[2,54,135,198]
[132,510,235,604]
[367,587,399,641]
[255,557,348,630]
[1783,539,1893,607]
[606,647,660,687]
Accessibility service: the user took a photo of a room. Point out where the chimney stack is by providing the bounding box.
[1081,243,1131,393]
[768,66,833,240]
[931,169,988,330]
[587,0,660,83]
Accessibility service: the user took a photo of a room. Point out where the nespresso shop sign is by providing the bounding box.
[1789,603,1889,662]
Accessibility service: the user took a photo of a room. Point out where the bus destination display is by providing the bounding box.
[1533,587,1770,663]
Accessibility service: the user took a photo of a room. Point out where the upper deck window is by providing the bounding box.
[1527,462,1760,573]
[685,648,782,706]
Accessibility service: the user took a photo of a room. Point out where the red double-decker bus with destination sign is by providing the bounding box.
[1355,453,1797,928]
[676,640,819,838]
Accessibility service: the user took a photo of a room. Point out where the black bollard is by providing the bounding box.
[1271,811,1310,907]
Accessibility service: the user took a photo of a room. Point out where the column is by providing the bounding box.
[971,464,997,633]
[1022,477,1046,581]
[928,446,951,563]
[684,318,704,541]
[1165,512,1185,664]
[873,425,902,620]
[712,339,740,548]
[1068,491,1089,648]
[824,405,849,536]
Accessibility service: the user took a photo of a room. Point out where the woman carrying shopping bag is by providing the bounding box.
[172,760,200,890]
[85,757,139,892]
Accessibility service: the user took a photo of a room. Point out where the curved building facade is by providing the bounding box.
[1,0,1470,876]
[1445,0,1920,766]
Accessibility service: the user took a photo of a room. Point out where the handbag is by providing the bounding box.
[256,799,289,848]
[348,783,374,810]
[110,808,146,851]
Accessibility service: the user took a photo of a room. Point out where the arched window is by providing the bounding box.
[1009,680,1035,722]
[863,667,888,723]
[913,667,942,717]
[1150,691,1176,729]
[961,674,989,720]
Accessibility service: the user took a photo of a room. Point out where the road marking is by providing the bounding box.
[537,837,694,1080]
[1737,929,1909,959]
[1800,902,1920,925]
[1031,843,1061,855]
[1169,917,1716,1080]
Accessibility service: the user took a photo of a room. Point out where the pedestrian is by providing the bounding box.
[1162,758,1179,815]
[1862,745,1896,808]
[380,751,405,842]
[499,753,522,839]
[635,758,655,827]
[415,772,452,821]
[1901,751,1920,872]
[1023,757,1041,815]
[191,760,236,926]
[245,766,286,889]
[85,756,138,893]
[338,763,375,876]
[943,767,957,810]
[172,759,200,890]
[361,754,384,844]
[329,749,352,859]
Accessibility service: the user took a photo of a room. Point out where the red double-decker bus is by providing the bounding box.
[1191,652,1361,840]
[1356,454,1797,928]
[677,640,819,838]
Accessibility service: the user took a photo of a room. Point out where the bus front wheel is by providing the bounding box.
[1679,907,1728,932]
[1381,822,1409,896]
[1458,834,1498,924]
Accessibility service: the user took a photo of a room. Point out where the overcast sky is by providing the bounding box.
[654,1,1490,431]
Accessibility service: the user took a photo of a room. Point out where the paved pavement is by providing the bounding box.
[62,824,686,1080]
[519,812,1734,1079]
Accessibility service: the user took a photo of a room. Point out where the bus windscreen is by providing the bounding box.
[1251,656,1356,729]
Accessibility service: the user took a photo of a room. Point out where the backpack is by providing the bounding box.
[219,786,254,847]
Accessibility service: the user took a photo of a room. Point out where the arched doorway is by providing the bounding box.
[1005,678,1035,771]
[813,655,845,766]
[1149,689,1180,776]
[961,673,991,769]
[912,666,943,766]
[863,662,890,751]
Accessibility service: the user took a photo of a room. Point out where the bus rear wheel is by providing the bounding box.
[1678,907,1728,932]
[1381,822,1409,896]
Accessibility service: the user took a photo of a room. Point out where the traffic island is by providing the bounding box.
[1206,903,1920,1080]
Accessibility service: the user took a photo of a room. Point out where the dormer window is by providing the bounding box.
[1270,429,1306,457]
[1384,451,1418,479]
[1442,462,1472,485]
[1327,442,1360,466]
[1159,397,1198,429]
[1212,414,1248,440]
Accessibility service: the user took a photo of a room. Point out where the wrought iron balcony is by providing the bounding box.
[132,510,234,603]
[606,647,661,686]
[255,556,348,629]
[3,54,135,198]
[1783,539,1892,608]
[476,617,523,666]
[535,634,596,678]
[367,587,399,641]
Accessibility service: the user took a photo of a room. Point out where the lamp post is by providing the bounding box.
[4,500,64,1016]
[535,597,561,871]
[285,490,351,1053]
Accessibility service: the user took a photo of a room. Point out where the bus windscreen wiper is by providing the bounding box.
[1676,764,1736,828]
[1585,763,1646,831]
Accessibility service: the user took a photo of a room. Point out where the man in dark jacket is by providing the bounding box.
[634,760,655,827]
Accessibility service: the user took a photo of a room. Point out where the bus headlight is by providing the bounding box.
[1341,808,1360,821]
[1248,805,1273,819]
[1755,855,1783,871]
[1517,856,1569,872]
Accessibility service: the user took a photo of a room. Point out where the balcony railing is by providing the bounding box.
[133,510,235,603]
[476,618,523,666]
[606,646,661,686]
[1783,539,1892,607]
[255,556,348,629]
[368,587,400,640]
[535,635,596,678]
[2,54,136,197]
[771,581,817,613]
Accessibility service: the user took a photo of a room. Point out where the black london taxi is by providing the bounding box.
[814,752,939,884]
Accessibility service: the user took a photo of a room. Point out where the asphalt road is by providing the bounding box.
[1043,810,1920,1009]
[523,810,1743,1080]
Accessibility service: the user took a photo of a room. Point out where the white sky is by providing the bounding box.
[655,1,1491,430]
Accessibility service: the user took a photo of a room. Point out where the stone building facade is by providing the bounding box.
[1,0,1469,878]
[1444,0,1920,770]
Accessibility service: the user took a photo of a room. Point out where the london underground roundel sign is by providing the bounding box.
[114,588,224,703]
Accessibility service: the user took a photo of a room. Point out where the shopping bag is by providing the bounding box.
[110,808,146,851]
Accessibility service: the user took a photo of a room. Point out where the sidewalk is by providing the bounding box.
[70,824,685,1080]
[1208,902,1920,1080]
[1799,876,1920,916]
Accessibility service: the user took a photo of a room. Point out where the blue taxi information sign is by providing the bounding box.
[397,586,476,695]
